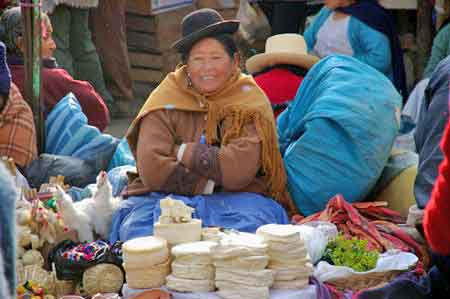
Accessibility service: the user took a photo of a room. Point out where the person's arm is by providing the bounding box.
[136,110,208,195]
[179,121,262,191]
[424,119,450,256]
[352,18,392,76]
[424,24,450,78]
[46,69,110,131]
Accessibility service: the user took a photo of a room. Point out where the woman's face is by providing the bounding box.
[41,20,56,58]
[16,19,56,58]
[324,0,355,9]
[186,37,239,94]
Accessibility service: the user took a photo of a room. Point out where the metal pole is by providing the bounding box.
[21,0,44,153]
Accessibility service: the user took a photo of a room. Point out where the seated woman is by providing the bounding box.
[424,22,450,78]
[414,55,450,209]
[304,0,407,98]
[0,41,37,170]
[0,7,110,131]
[246,34,319,118]
[110,9,296,242]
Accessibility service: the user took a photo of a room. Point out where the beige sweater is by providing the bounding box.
[124,109,269,197]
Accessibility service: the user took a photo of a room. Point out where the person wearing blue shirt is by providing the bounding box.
[304,0,407,99]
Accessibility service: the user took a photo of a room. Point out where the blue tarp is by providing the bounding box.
[109,192,289,243]
[45,93,119,171]
[277,55,401,216]
[107,138,136,171]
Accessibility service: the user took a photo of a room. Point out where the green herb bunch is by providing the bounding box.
[323,234,379,272]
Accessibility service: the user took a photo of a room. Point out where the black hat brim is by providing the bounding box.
[172,20,240,52]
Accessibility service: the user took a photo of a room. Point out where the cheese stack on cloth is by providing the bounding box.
[166,241,217,292]
[211,231,273,299]
[122,236,170,289]
[256,224,313,289]
[154,197,202,246]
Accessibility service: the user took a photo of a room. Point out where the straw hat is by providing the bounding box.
[172,8,239,52]
[246,34,319,74]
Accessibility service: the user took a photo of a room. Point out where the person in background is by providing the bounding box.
[304,0,407,98]
[424,21,450,78]
[414,55,450,210]
[0,7,110,131]
[258,0,308,35]
[0,161,17,298]
[90,0,134,117]
[110,9,296,242]
[246,34,318,118]
[0,41,37,170]
[40,0,117,113]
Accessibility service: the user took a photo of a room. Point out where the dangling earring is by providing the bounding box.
[187,73,193,87]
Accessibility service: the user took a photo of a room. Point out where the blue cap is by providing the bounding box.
[0,42,11,96]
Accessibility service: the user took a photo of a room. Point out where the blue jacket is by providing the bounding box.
[304,7,393,81]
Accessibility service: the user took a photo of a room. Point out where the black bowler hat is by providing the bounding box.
[171,8,239,52]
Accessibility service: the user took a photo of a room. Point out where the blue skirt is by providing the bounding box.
[109,192,289,243]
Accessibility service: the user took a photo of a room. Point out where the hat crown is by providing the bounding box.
[265,34,308,56]
[181,8,225,39]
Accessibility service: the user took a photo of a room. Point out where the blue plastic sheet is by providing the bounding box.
[109,192,289,243]
[107,138,136,171]
[277,55,401,216]
[45,93,119,171]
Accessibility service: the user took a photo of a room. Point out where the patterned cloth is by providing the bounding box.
[0,83,37,168]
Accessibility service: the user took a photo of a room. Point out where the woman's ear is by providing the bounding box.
[233,52,240,69]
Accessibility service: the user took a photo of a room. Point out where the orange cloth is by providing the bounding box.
[0,83,37,168]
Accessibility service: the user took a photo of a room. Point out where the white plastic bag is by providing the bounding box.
[293,225,329,264]
[236,0,271,44]
[314,250,418,282]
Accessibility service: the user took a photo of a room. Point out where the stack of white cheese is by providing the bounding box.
[166,241,217,293]
[211,232,273,299]
[257,224,313,290]
[122,236,170,289]
[154,197,202,247]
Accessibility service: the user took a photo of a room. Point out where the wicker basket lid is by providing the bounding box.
[82,264,124,295]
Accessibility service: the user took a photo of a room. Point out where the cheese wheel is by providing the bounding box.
[171,261,215,280]
[215,267,273,287]
[272,264,313,281]
[211,232,267,258]
[268,246,309,260]
[272,278,309,290]
[123,236,169,267]
[125,258,170,289]
[213,255,269,270]
[165,275,215,292]
[268,256,310,269]
[256,224,302,243]
[171,241,216,258]
[267,240,303,252]
[154,219,202,246]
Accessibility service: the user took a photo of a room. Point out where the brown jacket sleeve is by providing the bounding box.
[136,110,207,195]
[181,122,262,191]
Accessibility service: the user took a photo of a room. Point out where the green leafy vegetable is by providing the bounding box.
[323,234,379,272]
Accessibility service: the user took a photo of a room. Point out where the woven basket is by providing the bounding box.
[55,279,75,298]
[327,269,403,291]
[82,263,124,295]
